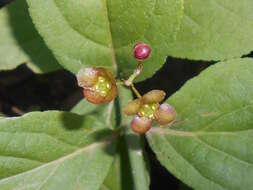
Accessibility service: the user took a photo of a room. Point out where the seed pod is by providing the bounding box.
[76,67,98,88]
[104,84,117,103]
[154,103,176,125]
[77,67,117,104]
[138,103,159,119]
[131,115,152,134]
[133,43,151,61]
[96,68,116,86]
[123,99,142,116]
[142,90,166,104]
[83,89,106,104]
[97,68,117,103]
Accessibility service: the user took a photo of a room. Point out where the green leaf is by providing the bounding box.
[0,111,116,190]
[71,99,107,116]
[148,58,253,190]
[0,0,61,73]
[166,0,253,61]
[72,99,116,129]
[26,0,183,81]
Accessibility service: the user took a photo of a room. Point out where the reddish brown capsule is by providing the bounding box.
[130,115,152,134]
[133,43,151,61]
[154,103,176,125]
[76,67,117,104]
[76,67,98,88]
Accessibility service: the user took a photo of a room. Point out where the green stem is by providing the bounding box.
[123,63,142,86]
[123,63,143,98]
[130,84,142,99]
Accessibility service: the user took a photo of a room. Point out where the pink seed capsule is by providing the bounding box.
[76,67,98,88]
[133,43,151,61]
[130,115,152,134]
[154,103,176,126]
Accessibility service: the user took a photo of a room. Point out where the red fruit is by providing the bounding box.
[133,43,151,61]
[130,115,152,134]
[154,103,176,125]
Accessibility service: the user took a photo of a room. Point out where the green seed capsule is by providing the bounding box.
[123,99,142,116]
[142,90,166,103]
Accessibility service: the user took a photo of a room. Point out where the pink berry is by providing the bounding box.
[154,103,176,126]
[130,115,152,134]
[133,43,151,61]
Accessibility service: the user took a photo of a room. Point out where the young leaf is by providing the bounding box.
[148,58,253,190]
[0,111,116,190]
[166,0,253,61]
[26,0,184,81]
[0,0,61,72]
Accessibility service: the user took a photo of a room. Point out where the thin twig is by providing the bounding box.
[123,63,142,86]
[130,84,142,98]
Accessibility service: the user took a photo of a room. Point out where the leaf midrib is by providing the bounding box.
[49,0,117,73]
[149,128,253,164]
[103,0,118,73]
[149,128,253,136]
[161,135,227,190]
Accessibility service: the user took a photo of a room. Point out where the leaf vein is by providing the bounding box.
[195,136,253,166]
[103,0,118,72]
[161,135,227,190]
[0,137,112,184]
[202,103,253,131]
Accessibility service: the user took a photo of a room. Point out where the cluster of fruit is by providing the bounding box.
[76,43,176,134]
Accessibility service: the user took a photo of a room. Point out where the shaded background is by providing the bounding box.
[0,0,12,8]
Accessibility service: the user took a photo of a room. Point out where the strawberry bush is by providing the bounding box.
[0,0,253,189]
